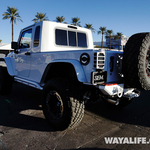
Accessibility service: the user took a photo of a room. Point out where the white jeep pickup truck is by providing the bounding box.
[0,21,150,130]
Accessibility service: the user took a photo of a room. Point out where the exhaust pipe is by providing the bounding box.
[107,98,120,105]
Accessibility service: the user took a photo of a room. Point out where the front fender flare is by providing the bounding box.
[0,57,17,76]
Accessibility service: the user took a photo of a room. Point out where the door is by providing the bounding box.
[15,29,32,77]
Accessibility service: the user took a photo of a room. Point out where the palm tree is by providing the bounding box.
[106,30,113,49]
[32,12,49,23]
[98,27,106,48]
[0,40,2,43]
[115,32,123,50]
[56,16,65,23]
[71,17,81,27]
[85,24,95,33]
[2,6,22,42]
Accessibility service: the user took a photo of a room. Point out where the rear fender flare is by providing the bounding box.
[41,60,87,83]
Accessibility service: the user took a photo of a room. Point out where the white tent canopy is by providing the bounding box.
[0,43,13,51]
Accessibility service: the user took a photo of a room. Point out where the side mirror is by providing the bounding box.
[11,42,18,50]
[11,42,19,54]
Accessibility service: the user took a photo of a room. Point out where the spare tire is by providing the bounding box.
[123,32,150,90]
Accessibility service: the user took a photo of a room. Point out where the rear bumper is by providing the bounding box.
[99,83,140,98]
[99,83,124,98]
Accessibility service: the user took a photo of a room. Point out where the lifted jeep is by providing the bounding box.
[0,21,150,130]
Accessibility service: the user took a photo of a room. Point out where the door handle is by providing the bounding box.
[25,52,31,56]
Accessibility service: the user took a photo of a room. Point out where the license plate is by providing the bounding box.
[92,71,107,85]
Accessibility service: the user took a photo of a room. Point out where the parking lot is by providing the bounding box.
[1,82,150,150]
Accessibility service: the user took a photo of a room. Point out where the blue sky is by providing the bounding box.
[1,0,150,43]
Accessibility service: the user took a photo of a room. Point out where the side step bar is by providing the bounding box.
[14,77,43,90]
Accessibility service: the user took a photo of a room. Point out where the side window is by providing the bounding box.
[34,26,40,47]
[77,32,87,47]
[55,29,67,45]
[55,29,87,48]
[68,31,76,46]
[19,29,32,48]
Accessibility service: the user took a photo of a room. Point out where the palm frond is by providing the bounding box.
[85,23,95,33]
[2,15,10,20]
[71,17,81,26]
[32,12,49,23]
[56,16,65,23]
[2,6,23,41]
[2,6,23,24]
[98,27,106,35]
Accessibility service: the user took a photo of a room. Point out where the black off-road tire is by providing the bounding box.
[0,66,13,95]
[101,96,133,109]
[123,32,150,90]
[42,78,84,131]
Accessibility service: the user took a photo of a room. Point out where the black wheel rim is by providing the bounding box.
[46,90,63,121]
[146,49,150,77]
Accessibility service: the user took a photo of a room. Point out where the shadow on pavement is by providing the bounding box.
[0,82,150,132]
[0,82,54,132]
[86,90,150,128]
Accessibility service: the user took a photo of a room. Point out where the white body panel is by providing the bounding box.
[8,50,95,83]
[7,21,95,84]
[40,21,94,52]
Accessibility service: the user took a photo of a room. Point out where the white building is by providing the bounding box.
[0,43,13,56]
[106,35,129,50]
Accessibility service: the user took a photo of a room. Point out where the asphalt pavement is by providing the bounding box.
[0,82,150,150]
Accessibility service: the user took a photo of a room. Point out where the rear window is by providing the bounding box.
[55,29,87,48]
[68,31,76,46]
[77,32,87,47]
[55,29,67,45]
